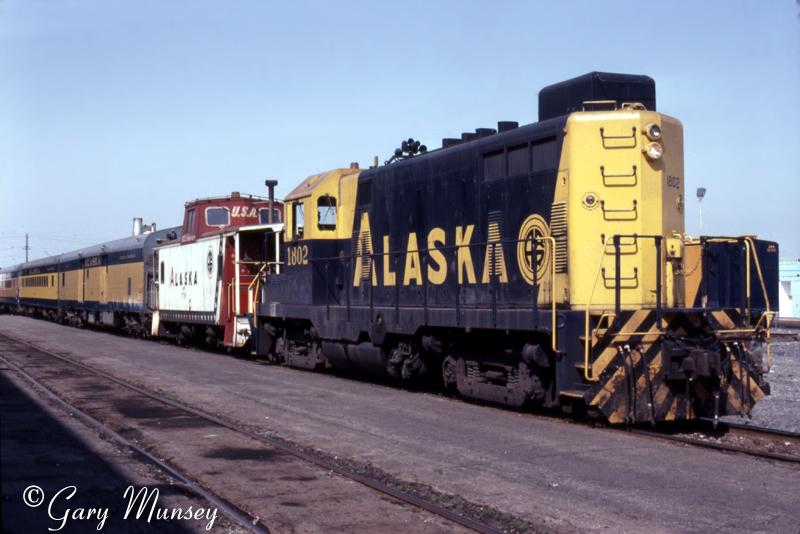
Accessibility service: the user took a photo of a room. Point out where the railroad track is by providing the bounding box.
[628,420,800,464]
[0,333,505,534]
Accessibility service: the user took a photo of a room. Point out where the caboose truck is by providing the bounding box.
[254,72,779,424]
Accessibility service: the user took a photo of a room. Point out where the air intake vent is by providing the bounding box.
[442,138,463,148]
[475,128,497,138]
[486,211,507,277]
[497,121,519,132]
[550,202,568,273]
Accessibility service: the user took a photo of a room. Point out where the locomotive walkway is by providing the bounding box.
[2,316,799,533]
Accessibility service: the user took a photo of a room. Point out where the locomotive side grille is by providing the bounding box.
[550,202,568,273]
[355,230,372,280]
[486,211,506,276]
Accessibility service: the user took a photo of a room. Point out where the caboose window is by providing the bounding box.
[292,202,305,239]
[317,196,337,231]
[206,207,230,227]
[259,207,282,224]
[186,208,196,233]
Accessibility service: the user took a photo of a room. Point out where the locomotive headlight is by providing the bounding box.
[644,142,663,161]
[645,123,662,141]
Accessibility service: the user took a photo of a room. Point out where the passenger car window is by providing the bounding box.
[206,207,230,226]
[317,196,337,231]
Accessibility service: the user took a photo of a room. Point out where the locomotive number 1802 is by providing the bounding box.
[287,244,309,266]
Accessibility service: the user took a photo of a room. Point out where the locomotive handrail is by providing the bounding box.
[599,126,637,149]
[247,262,269,313]
[584,234,665,382]
[699,235,774,370]
[600,164,638,187]
[701,237,753,320]
[582,99,618,111]
[600,199,638,221]
[584,234,776,381]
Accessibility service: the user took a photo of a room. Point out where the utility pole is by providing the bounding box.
[696,188,706,235]
[24,233,29,262]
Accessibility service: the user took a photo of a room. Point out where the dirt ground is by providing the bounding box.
[2,316,799,533]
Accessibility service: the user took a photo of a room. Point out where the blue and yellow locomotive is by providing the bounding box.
[255,72,779,424]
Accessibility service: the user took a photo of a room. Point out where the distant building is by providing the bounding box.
[779,259,800,318]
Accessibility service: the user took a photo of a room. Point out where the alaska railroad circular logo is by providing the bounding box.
[206,247,214,278]
[516,214,550,285]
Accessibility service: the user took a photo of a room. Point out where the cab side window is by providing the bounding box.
[292,202,305,239]
[317,196,337,231]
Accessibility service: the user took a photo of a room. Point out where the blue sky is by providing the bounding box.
[1,0,798,264]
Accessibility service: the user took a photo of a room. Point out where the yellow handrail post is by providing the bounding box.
[744,237,773,370]
[539,236,558,354]
[584,235,616,382]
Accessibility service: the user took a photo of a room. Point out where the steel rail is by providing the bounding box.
[699,418,800,442]
[0,352,268,534]
[628,422,800,465]
[0,334,504,534]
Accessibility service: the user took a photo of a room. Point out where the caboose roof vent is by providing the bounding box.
[461,132,478,141]
[475,128,497,138]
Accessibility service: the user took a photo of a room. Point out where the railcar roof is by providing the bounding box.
[59,227,181,262]
[184,193,268,206]
[285,170,339,201]
[2,226,181,271]
[360,115,566,179]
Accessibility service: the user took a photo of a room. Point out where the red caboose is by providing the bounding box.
[153,191,283,348]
